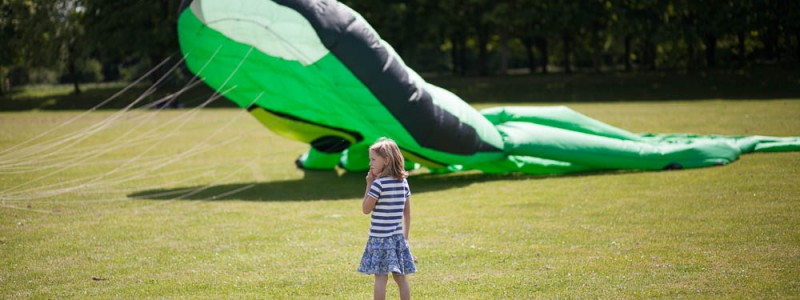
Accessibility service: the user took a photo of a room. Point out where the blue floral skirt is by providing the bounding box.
[357,235,417,275]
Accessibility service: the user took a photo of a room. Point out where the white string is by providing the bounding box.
[0,47,262,202]
[0,87,238,198]
[0,49,213,172]
[0,65,199,195]
[0,56,190,167]
[0,203,57,214]
[0,136,242,201]
[0,56,177,162]
[0,47,219,190]
[0,45,289,212]
[2,161,228,202]
[0,107,181,173]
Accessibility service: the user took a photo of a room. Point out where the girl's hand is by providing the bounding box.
[366,169,378,183]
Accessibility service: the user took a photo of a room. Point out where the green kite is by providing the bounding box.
[177,0,800,175]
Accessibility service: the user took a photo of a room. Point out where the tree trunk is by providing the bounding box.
[704,33,717,68]
[643,39,656,70]
[561,33,572,74]
[458,36,467,75]
[477,24,489,76]
[68,60,81,94]
[498,29,509,75]
[624,34,632,72]
[523,37,535,74]
[591,26,602,72]
[763,25,779,62]
[450,32,466,75]
[404,1,417,66]
[0,65,5,95]
[535,37,548,74]
[796,30,800,62]
[450,35,459,75]
[737,31,746,67]
[67,43,82,94]
[774,31,781,63]
[686,36,696,71]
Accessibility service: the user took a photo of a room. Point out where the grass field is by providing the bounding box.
[1,97,799,298]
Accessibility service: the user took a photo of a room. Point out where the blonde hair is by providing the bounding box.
[369,137,408,179]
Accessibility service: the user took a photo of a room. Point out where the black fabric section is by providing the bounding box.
[274,0,501,155]
[311,136,351,153]
[178,0,192,14]
[247,104,364,142]
[401,148,448,167]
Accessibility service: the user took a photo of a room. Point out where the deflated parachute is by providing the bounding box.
[177,0,800,175]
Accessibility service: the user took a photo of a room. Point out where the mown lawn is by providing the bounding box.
[0,99,798,299]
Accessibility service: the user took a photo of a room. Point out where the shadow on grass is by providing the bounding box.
[428,65,800,103]
[0,83,237,111]
[128,169,619,202]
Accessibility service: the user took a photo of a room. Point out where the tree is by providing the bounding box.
[434,0,471,75]
[1,0,53,92]
[549,1,583,73]
[1,0,89,94]
[83,0,180,83]
[468,0,495,76]
[514,0,556,74]
[56,0,89,93]
[585,0,612,72]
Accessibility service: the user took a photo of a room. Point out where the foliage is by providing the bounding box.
[344,0,800,74]
[1,0,91,93]
[2,0,799,91]
[82,0,179,81]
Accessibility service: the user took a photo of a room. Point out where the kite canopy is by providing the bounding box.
[177,0,800,174]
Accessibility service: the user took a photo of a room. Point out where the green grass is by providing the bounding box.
[1,99,799,299]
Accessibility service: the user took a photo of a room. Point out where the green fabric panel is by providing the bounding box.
[463,156,594,175]
[481,106,643,141]
[297,148,341,170]
[188,0,328,66]
[399,150,447,169]
[249,106,359,144]
[639,133,800,153]
[754,141,800,152]
[498,121,739,170]
[339,144,370,171]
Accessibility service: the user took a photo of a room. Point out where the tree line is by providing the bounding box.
[2,0,798,95]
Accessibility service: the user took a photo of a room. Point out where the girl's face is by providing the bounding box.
[369,150,388,176]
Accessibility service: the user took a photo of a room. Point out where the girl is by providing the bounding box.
[358,138,416,300]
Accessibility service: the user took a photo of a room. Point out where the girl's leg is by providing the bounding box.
[392,274,411,300]
[374,274,389,300]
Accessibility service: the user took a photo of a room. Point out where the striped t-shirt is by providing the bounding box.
[367,177,410,238]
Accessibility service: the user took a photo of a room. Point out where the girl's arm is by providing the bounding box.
[403,197,411,240]
[362,194,377,214]
[362,174,378,214]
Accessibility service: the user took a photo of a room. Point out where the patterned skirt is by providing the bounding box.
[357,234,417,275]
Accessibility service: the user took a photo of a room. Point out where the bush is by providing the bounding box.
[58,58,105,83]
[78,58,104,82]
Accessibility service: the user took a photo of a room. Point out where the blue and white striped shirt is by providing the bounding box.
[367,177,410,238]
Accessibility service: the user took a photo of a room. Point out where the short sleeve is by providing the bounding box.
[368,180,382,199]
